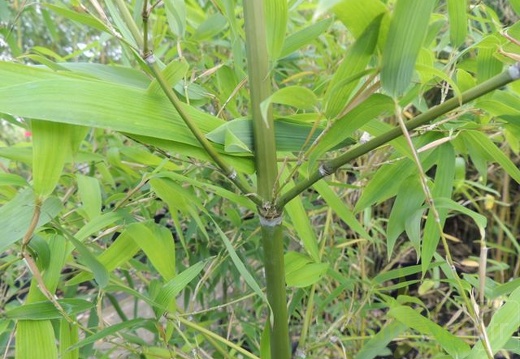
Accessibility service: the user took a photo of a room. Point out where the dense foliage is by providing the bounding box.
[1,0,520,358]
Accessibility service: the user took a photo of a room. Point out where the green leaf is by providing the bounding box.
[261,86,318,124]
[387,176,424,257]
[381,0,437,96]
[312,180,372,240]
[193,13,228,41]
[127,222,176,281]
[67,229,140,286]
[447,0,467,47]
[5,299,93,320]
[15,320,58,359]
[284,252,328,288]
[0,173,27,187]
[285,192,320,262]
[280,18,333,58]
[74,211,126,242]
[154,260,207,316]
[206,118,354,153]
[421,143,456,273]
[388,305,471,357]
[314,94,393,164]
[68,319,152,351]
[325,15,383,119]
[211,219,267,303]
[264,0,288,60]
[0,62,226,158]
[67,236,109,288]
[462,130,520,183]
[332,0,387,39]
[32,120,74,197]
[60,319,79,359]
[354,151,437,212]
[147,60,189,95]
[76,174,102,220]
[44,4,112,34]
[0,189,62,252]
[164,0,186,37]
[355,320,408,359]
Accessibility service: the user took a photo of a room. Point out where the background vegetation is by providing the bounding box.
[1,0,520,358]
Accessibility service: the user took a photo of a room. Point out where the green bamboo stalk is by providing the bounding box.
[243,0,290,358]
[277,63,520,209]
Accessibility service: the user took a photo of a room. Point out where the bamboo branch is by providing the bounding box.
[277,63,520,209]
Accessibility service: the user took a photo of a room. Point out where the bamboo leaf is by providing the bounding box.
[60,319,79,359]
[211,219,267,302]
[0,173,27,187]
[68,319,152,351]
[284,252,328,288]
[332,0,387,39]
[206,118,354,154]
[354,152,437,213]
[76,174,102,220]
[164,0,186,38]
[15,320,58,359]
[312,180,372,240]
[154,260,207,316]
[388,305,471,357]
[280,18,333,58]
[447,0,467,47]
[462,130,520,183]
[285,192,320,262]
[0,62,221,152]
[66,229,140,286]
[147,60,189,95]
[5,299,93,320]
[325,15,383,119]
[355,320,408,359]
[381,0,437,96]
[387,176,424,257]
[74,211,126,242]
[314,94,393,165]
[44,4,112,34]
[261,86,318,124]
[421,143,456,273]
[264,0,288,60]
[31,119,74,197]
[68,236,109,288]
[127,222,176,281]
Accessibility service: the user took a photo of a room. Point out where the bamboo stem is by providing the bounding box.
[242,0,290,357]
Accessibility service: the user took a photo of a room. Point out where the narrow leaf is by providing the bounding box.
[447,0,467,47]
[355,320,408,359]
[264,0,288,60]
[32,120,73,197]
[16,320,58,359]
[127,222,176,281]
[76,174,102,220]
[381,0,437,96]
[154,260,206,316]
[5,299,93,320]
[68,236,109,288]
[280,18,333,58]
[388,305,471,357]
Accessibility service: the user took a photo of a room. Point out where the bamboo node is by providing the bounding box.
[227,169,237,180]
[509,63,520,80]
[145,53,156,65]
[259,214,283,227]
[318,164,333,177]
